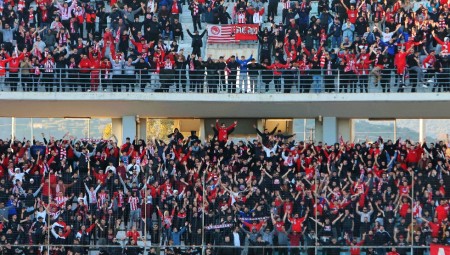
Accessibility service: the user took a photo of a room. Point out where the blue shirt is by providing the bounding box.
[236,55,253,71]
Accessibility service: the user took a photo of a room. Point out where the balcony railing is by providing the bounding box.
[0,67,445,93]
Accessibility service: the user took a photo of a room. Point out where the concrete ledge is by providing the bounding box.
[0,92,449,119]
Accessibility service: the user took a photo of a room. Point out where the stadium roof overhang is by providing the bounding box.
[0,92,449,119]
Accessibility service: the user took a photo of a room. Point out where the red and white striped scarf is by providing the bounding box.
[59,32,68,45]
[97,192,108,208]
[164,61,172,69]
[192,3,199,16]
[320,55,326,68]
[55,196,67,208]
[237,12,246,24]
[60,146,66,160]
[44,59,54,72]
[117,193,124,207]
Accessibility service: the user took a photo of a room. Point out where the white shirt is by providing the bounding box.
[381,31,395,42]
[106,165,116,174]
[36,211,47,223]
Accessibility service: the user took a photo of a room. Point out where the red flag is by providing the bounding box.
[431,244,450,255]
[234,24,259,41]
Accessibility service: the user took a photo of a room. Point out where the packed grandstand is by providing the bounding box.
[0,0,447,93]
[0,0,449,253]
[0,119,445,255]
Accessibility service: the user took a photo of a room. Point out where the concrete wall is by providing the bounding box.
[3,92,448,119]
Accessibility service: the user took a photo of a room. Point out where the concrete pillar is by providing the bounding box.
[198,119,206,142]
[322,117,337,145]
[139,118,147,141]
[256,119,264,131]
[122,116,137,143]
[337,118,353,142]
[315,119,323,143]
[419,119,425,142]
[112,118,123,145]
[316,117,353,145]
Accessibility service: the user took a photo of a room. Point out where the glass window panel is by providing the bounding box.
[14,118,32,140]
[32,118,89,139]
[353,119,395,142]
[89,118,112,139]
[293,119,315,142]
[396,119,420,142]
[425,119,450,141]
[146,119,175,141]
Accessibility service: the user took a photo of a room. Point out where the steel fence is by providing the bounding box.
[0,244,434,254]
[1,67,447,93]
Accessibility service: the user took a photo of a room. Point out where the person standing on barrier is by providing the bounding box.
[236,53,253,93]
[394,47,408,89]
[78,54,92,92]
[42,54,56,92]
[109,54,124,92]
[123,56,140,92]
[226,55,239,93]
[321,51,335,93]
[344,50,357,93]
[406,50,423,92]
[247,58,263,93]
[266,58,290,92]
[216,56,227,92]
[8,50,25,92]
[309,49,322,93]
[259,59,272,93]
[370,46,384,86]
[20,55,33,92]
[432,54,445,92]
[205,56,219,93]
[89,51,101,92]
[135,56,151,92]
[100,57,112,92]
[357,48,371,93]
[174,51,188,92]
[380,55,392,93]
[283,60,296,93]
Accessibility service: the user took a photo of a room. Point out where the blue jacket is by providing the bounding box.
[236,55,253,71]
[170,227,186,245]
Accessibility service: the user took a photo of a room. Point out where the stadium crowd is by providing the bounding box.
[0,0,449,92]
[0,119,449,255]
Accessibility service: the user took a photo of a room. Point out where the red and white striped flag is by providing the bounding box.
[207,24,237,44]
[431,244,450,255]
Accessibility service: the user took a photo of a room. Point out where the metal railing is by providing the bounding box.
[0,244,434,254]
[2,67,447,93]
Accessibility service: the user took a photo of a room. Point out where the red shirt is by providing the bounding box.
[126,230,140,243]
[79,58,92,73]
[429,221,440,238]
[289,217,306,232]
[347,9,358,23]
[436,205,448,223]
[216,122,237,142]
